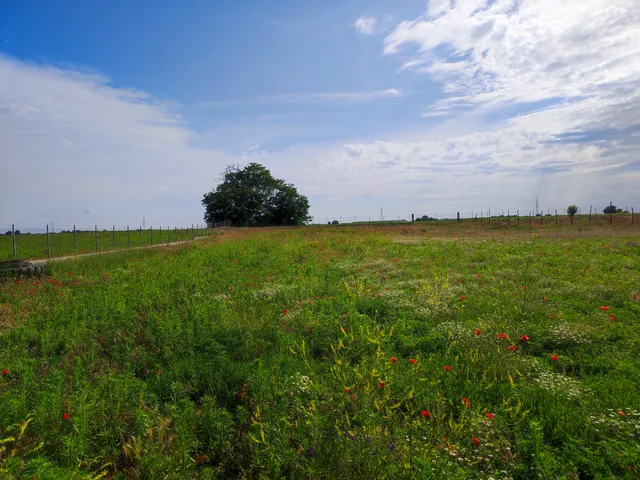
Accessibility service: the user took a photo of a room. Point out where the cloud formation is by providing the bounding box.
[353,16,377,35]
[0,54,233,228]
[195,88,402,109]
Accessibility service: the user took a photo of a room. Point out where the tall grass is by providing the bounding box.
[1,226,639,478]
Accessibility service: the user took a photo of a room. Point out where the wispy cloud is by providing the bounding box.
[353,16,377,35]
[195,88,402,108]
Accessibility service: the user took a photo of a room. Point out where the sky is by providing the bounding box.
[1,0,639,229]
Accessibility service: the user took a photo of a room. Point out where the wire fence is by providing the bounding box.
[2,204,636,261]
[315,204,637,226]
[0,221,232,261]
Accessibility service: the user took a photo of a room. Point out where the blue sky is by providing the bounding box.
[1,0,639,228]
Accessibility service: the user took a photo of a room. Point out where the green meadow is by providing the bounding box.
[1,223,639,479]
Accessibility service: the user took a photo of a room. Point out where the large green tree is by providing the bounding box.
[202,163,311,227]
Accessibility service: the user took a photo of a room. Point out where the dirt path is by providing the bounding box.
[28,236,210,266]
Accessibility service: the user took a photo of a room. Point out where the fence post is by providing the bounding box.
[11,224,16,260]
[113,225,116,248]
[139,226,142,245]
[46,224,50,258]
[192,224,194,240]
[589,206,592,224]
[74,225,77,253]
[150,226,153,245]
[609,201,613,225]
[457,212,460,223]
[127,226,130,247]
[95,225,98,252]
[160,225,162,243]
[632,207,635,224]
[412,213,415,224]
[488,208,491,224]
[555,209,558,225]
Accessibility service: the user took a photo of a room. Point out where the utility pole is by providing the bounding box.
[536,198,539,216]
[143,217,146,230]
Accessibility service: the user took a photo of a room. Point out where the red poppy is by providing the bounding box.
[521,335,530,341]
[472,437,480,447]
[283,309,289,315]
[618,410,625,416]
[409,358,416,365]
[63,413,70,421]
[421,410,430,418]
[377,381,385,389]
[485,412,494,419]
[609,314,615,322]
[156,370,163,375]
[551,355,559,361]
[497,333,509,339]
[549,315,554,319]
[459,296,466,301]
[443,365,451,372]
[390,357,397,364]
[475,329,482,336]
[349,395,355,400]
[598,306,610,311]
[461,397,471,407]
[344,388,350,394]
[508,345,515,351]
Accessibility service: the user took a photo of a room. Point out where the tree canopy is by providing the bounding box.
[202,163,311,227]
[603,204,618,214]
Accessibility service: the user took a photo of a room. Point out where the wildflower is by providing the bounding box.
[598,306,610,311]
[63,413,71,421]
[618,410,625,416]
[390,357,397,364]
[344,388,351,394]
[549,315,554,319]
[543,296,549,301]
[609,314,615,322]
[421,410,430,418]
[472,437,480,447]
[508,345,515,351]
[444,365,451,372]
[377,381,385,389]
[551,355,559,361]
[1,369,7,375]
[343,313,348,317]
[156,370,163,375]
[497,333,509,340]
[283,309,289,315]
[461,397,471,407]
[485,412,494,419]
[475,329,482,336]
[349,395,355,400]
[459,296,466,301]
[521,335,530,342]
[409,358,416,365]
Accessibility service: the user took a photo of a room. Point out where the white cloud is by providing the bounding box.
[383,0,640,117]
[354,16,377,35]
[0,54,234,228]
[195,88,402,108]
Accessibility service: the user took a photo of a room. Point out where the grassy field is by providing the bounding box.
[0,227,212,261]
[1,223,639,478]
